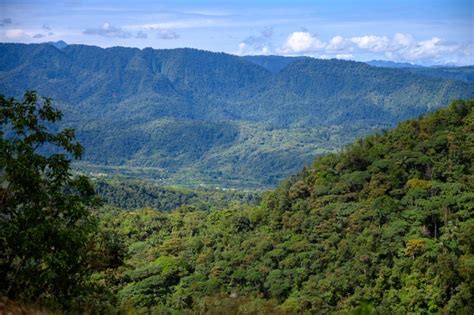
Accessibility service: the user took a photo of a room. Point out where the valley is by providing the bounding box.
[1,43,473,187]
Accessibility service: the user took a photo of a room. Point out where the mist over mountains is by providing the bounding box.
[1,42,473,187]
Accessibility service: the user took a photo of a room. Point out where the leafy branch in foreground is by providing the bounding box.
[0,91,114,310]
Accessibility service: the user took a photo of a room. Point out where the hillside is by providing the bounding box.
[406,66,474,84]
[94,178,260,211]
[366,60,423,68]
[96,99,474,313]
[366,60,474,83]
[1,43,473,186]
[241,55,307,73]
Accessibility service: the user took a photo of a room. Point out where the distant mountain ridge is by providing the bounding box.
[366,60,423,68]
[46,40,68,50]
[365,59,474,83]
[1,43,473,186]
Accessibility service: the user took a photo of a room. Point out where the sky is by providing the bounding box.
[1,0,473,65]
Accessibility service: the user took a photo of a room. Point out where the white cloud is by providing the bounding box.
[392,33,414,48]
[261,46,270,54]
[384,36,462,64]
[271,31,472,65]
[351,35,390,52]
[407,37,453,59]
[326,35,351,51]
[280,31,326,54]
[5,29,28,39]
[236,42,247,55]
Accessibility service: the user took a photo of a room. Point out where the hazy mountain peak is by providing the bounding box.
[46,40,68,50]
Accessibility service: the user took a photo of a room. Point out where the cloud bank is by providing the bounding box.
[276,31,473,65]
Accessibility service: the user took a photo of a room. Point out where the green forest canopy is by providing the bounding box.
[1,92,473,313]
[94,99,474,314]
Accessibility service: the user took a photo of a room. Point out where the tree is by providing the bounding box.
[0,91,99,309]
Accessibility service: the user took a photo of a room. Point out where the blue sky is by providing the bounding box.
[1,0,472,65]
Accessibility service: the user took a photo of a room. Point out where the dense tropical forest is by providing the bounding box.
[94,178,261,211]
[366,60,474,83]
[1,92,473,313]
[1,43,473,187]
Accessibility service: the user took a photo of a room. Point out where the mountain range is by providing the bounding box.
[1,42,473,187]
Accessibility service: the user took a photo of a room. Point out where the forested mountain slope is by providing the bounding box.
[94,178,260,211]
[97,99,474,313]
[366,60,423,68]
[366,60,474,83]
[406,66,474,84]
[1,43,473,186]
[241,55,307,73]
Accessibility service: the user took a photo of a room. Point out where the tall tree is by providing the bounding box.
[0,91,98,308]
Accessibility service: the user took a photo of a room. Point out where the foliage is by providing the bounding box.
[94,99,474,313]
[0,92,119,311]
[94,178,261,211]
[406,66,474,84]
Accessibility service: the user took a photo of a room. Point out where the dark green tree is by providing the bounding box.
[0,91,99,309]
